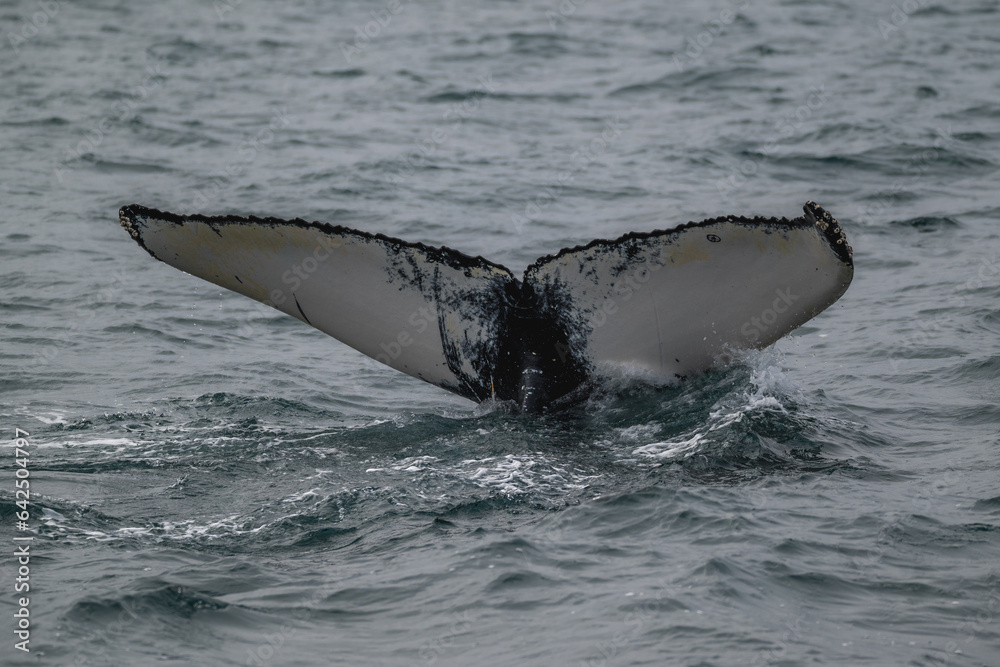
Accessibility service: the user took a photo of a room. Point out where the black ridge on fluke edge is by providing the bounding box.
[118,202,853,413]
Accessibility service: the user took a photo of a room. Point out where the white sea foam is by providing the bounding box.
[459,454,602,496]
[632,350,796,461]
[391,455,439,472]
[633,432,706,460]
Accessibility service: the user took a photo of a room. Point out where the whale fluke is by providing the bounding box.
[119,202,853,412]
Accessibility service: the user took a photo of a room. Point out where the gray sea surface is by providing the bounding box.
[2,0,1000,665]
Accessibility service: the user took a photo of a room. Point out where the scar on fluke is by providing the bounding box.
[293,294,312,326]
[118,201,853,412]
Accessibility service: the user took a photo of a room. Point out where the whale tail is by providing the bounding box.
[119,202,852,412]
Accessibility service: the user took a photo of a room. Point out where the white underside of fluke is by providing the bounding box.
[119,202,853,409]
[526,209,853,380]
[120,210,516,399]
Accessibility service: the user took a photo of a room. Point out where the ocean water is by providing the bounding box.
[2,0,1000,665]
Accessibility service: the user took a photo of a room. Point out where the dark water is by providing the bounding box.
[2,0,1000,665]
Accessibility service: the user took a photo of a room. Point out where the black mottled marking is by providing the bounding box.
[519,270,593,385]
[293,294,312,326]
[433,265,502,402]
[428,267,573,409]
[504,282,588,413]
[707,234,721,243]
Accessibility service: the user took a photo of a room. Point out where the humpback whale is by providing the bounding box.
[118,202,853,412]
